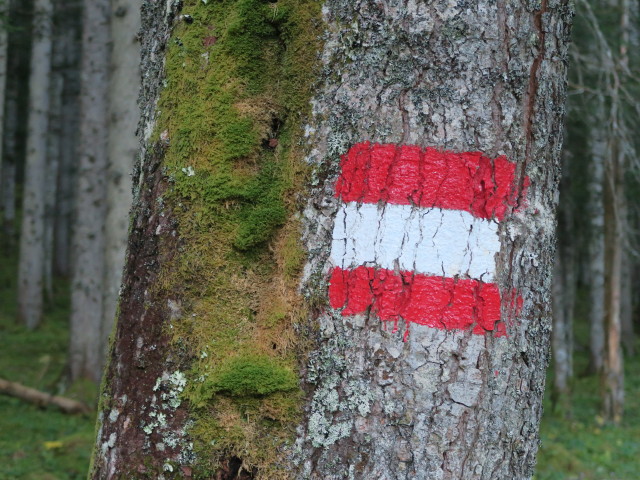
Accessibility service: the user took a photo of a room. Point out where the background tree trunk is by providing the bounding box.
[53,0,81,278]
[587,104,606,374]
[43,0,66,300]
[17,0,53,329]
[101,0,141,361]
[69,0,110,383]
[552,150,575,407]
[0,0,8,199]
[1,0,33,241]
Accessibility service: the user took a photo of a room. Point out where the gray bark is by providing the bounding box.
[69,0,110,383]
[17,0,53,329]
[587,106,606,374]
[43,0,66,299]
[296,1,572,478]
[54,4,81,278]
[101,0,141,361]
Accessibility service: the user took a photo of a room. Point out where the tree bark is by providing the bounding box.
[69,0,110,383]
[296,2,572,478]
[43,0,67,301]
[53,0,81,278]
[17,0,53,329]
[587,103,606,375]
[91,1,573,478]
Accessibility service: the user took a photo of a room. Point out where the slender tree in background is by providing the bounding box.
[1,0,32,240]
[101,0,141,362]
[599,0,631,424]
[17,0,53,329]
[69,0,110,383]
[91,0,572,477]
[53,0,81,278]
[552,150,576,406]
[43,0,66,300]
[0,1,8,197]
[587,101,606,375]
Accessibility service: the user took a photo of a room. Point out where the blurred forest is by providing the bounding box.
[0,0,639,478]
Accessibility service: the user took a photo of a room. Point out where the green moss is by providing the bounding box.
[152,0,323,476]
[208,355,297,397]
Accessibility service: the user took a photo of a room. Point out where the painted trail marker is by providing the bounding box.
[328,142,526,337]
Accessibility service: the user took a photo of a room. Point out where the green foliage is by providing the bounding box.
[0,243,95,479]
[207,355,297,397]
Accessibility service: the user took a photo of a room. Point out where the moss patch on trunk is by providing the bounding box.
[152,0,322,476]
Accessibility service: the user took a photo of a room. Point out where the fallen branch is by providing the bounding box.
[0,377,92,415]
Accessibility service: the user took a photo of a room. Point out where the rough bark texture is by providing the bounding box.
[102,0,142,363]
[69,0,110,382]
[17,0,53,329]
[295,1,572,479]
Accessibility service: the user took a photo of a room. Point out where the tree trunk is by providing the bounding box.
[101,0,141,362]
[0,0,8,200]
[602,135,624,424]
[619,198,634,356]
[587,104,606,374]
[17,0,53,329]
[43,0,67,301]
[91,1,573,478]
[551,149,575,407]
[69,0,110,383]
[1,0,32,241]
[53,1,81,278]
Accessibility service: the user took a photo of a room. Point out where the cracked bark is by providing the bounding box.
[296,1,573,479]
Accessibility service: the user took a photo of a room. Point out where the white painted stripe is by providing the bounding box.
[330,202,500,281]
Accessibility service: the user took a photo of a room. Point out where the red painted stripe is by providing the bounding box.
[334,142,527,221]
[328,266,506,335]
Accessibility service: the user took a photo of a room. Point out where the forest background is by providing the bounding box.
[0,0,639,478]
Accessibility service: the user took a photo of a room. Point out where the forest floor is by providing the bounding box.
[0,241,638,479]
[535,326,640,479]
[0,246,96,480]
